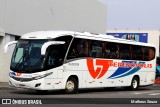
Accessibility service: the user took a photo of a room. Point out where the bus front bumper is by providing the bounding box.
[9,77,46,90]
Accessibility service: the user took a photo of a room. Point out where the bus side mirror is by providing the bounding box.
[41,41,65,55]
[4,41,18,53]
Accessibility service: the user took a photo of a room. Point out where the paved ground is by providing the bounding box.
[0,82,160,107]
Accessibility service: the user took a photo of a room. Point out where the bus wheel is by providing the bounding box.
[65,77,78,94]
[131,77,139,90]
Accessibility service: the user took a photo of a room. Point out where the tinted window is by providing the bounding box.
[45,44,65,70]
[119,44,131,59]
[105,42,118,59]
[67,38,155,61]
[44,36,73,70]
[132,45,142,60]
[89,40,102,58]
[67,38,89,59]
[149,47,155,61]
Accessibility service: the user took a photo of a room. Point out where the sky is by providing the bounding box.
[99,0,160,30]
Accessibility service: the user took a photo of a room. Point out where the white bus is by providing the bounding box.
[5,31,156,94]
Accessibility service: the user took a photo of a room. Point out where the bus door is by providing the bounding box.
[65,38,91,88]
[63,59,87,88]
[44,44,65,89]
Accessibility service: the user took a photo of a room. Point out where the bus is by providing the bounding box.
[4,31,156,94]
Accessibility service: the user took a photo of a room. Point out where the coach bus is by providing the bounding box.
[4,31,156,94]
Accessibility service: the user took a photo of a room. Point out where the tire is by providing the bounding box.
[65,77,78,94]
[130,77,139,90]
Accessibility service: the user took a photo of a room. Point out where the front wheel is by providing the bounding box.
[65,78,78,94]
[131,77,139,90]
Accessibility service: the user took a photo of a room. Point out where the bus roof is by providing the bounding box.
[21,31,75,39]
[74,32,155,47]
[20,30,155,47]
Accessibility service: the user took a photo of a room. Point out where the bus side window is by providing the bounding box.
[67,38,89,59]
[104,42,117,59]
[102,42,106,58]
[129,45,132,59]
[46,46,59,67]
[149,48,155,60]
[105,42,110,58]
[89,40,102,58]
[110,43,120,59]
[119,44,130,59]
[142,47,145,60]
[143,47,149,61]
[85,40,89,57]
[67,39,79,59]
[110,47,117,59]
[132,45,143,60]
[132,46,136,60]
[116,44,120,59]
[78,40,89,57]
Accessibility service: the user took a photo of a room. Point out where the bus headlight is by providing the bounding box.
[33,72,53,80]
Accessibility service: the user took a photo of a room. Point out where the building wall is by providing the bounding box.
[0,28,5,37]
[0,34,16,82]
[0,0,5,32]
[0,0,106,35]
[107,30,160,56]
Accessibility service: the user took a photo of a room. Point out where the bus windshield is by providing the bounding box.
[10,36,72,73]
[11,40,47,72]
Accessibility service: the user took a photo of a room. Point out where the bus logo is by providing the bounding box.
[86,59,113,79]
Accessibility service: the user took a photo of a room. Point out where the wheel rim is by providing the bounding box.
[133,79,138,89]
[66,81,75,91]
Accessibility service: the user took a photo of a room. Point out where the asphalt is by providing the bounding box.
[0,82,10,89]
[0,82,160,107]
[0,82,160,89]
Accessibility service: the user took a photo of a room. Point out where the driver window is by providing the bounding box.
[45,44,64,70]
[46,45,59,67]
[47,48,58,66]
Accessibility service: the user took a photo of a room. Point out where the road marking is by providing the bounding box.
[132,91,160,95]
[133,92,155,95]
[149,93,160,96]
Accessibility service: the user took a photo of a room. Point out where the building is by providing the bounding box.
[0,32,20,82]
[0,0,107,82]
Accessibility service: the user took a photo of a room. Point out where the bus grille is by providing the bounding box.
[11,76,33,82]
